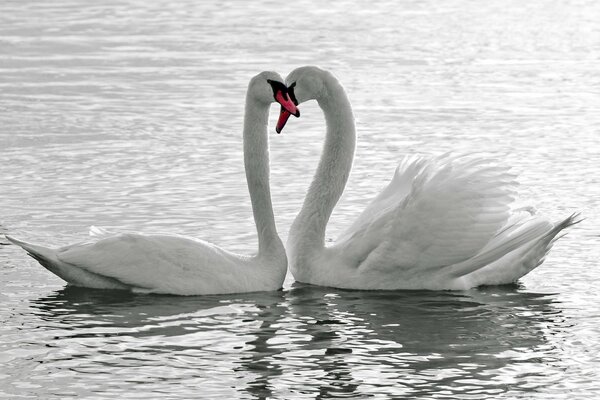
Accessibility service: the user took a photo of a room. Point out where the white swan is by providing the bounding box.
[278,66,579,290]
[6,71,300,295]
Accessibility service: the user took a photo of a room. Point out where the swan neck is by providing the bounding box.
[291,78,356,252]
[243,94,283,258]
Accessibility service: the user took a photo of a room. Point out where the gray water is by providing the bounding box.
[1,0,599,398]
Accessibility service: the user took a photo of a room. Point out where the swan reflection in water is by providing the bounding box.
[24,285,567,399]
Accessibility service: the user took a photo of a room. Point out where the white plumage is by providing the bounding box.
[6,71,289,295]
[284,66,579,290]
[6,233,282,295]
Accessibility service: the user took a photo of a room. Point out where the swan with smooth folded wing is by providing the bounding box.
[277,66,580,290]
[6,71,299,295]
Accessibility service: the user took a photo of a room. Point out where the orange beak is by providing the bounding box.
[274,91,299,133]
[276,108,292,134]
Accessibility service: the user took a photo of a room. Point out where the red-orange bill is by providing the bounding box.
[275,91,299,117]
[276,108,292,134]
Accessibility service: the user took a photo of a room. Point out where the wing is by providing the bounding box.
[337,155,427,244]
[337,154,518,273]
[56,233,242,294]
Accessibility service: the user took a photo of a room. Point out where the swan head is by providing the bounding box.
[248,71,299,131]
[285,66,331,103]
[276,66,335,132]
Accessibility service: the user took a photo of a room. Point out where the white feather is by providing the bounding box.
[6,71,289,295]
[285,66,579,290]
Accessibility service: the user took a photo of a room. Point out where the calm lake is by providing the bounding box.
[1,0,599,398]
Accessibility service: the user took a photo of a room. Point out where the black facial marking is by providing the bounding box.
[288,82,298,105]
[267,79,300,118]
[266,79,288,99]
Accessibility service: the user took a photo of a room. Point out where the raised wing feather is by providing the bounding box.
[338,154,519,272]
[337,156,427,244]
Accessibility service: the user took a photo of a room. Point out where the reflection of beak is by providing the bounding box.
[274,90,300,134]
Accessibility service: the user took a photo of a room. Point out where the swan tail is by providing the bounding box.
[548,212,583,244]
[531,212,582,265]
[5,235,129,290]
[456,213,581,286]
[5,235,59,266]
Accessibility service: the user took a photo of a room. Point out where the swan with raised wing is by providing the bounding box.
[6,71,299,295]
[278,66,579,290]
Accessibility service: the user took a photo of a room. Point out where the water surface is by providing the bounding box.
[1,0,599,398]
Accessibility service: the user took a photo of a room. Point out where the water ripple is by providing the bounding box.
[1,0,599,398]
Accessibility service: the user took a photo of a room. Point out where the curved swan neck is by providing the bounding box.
[243,93,283,257]
[290,76,356,252]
